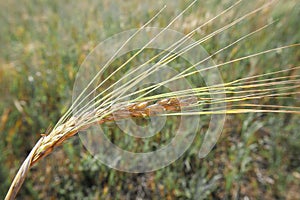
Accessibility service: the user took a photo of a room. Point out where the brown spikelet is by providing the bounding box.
[36,97,195,164]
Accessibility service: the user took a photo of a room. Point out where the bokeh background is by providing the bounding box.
[0,0,299,199]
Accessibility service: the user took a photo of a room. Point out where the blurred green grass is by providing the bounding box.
[0,0,300,199]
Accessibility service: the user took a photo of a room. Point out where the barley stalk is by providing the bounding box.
[5,0,300,199]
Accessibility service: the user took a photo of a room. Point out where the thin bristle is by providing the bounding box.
[4,0,300,199]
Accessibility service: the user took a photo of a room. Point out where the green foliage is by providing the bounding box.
[0,0,299,199]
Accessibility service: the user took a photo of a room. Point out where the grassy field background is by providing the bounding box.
[0,0,300,199]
